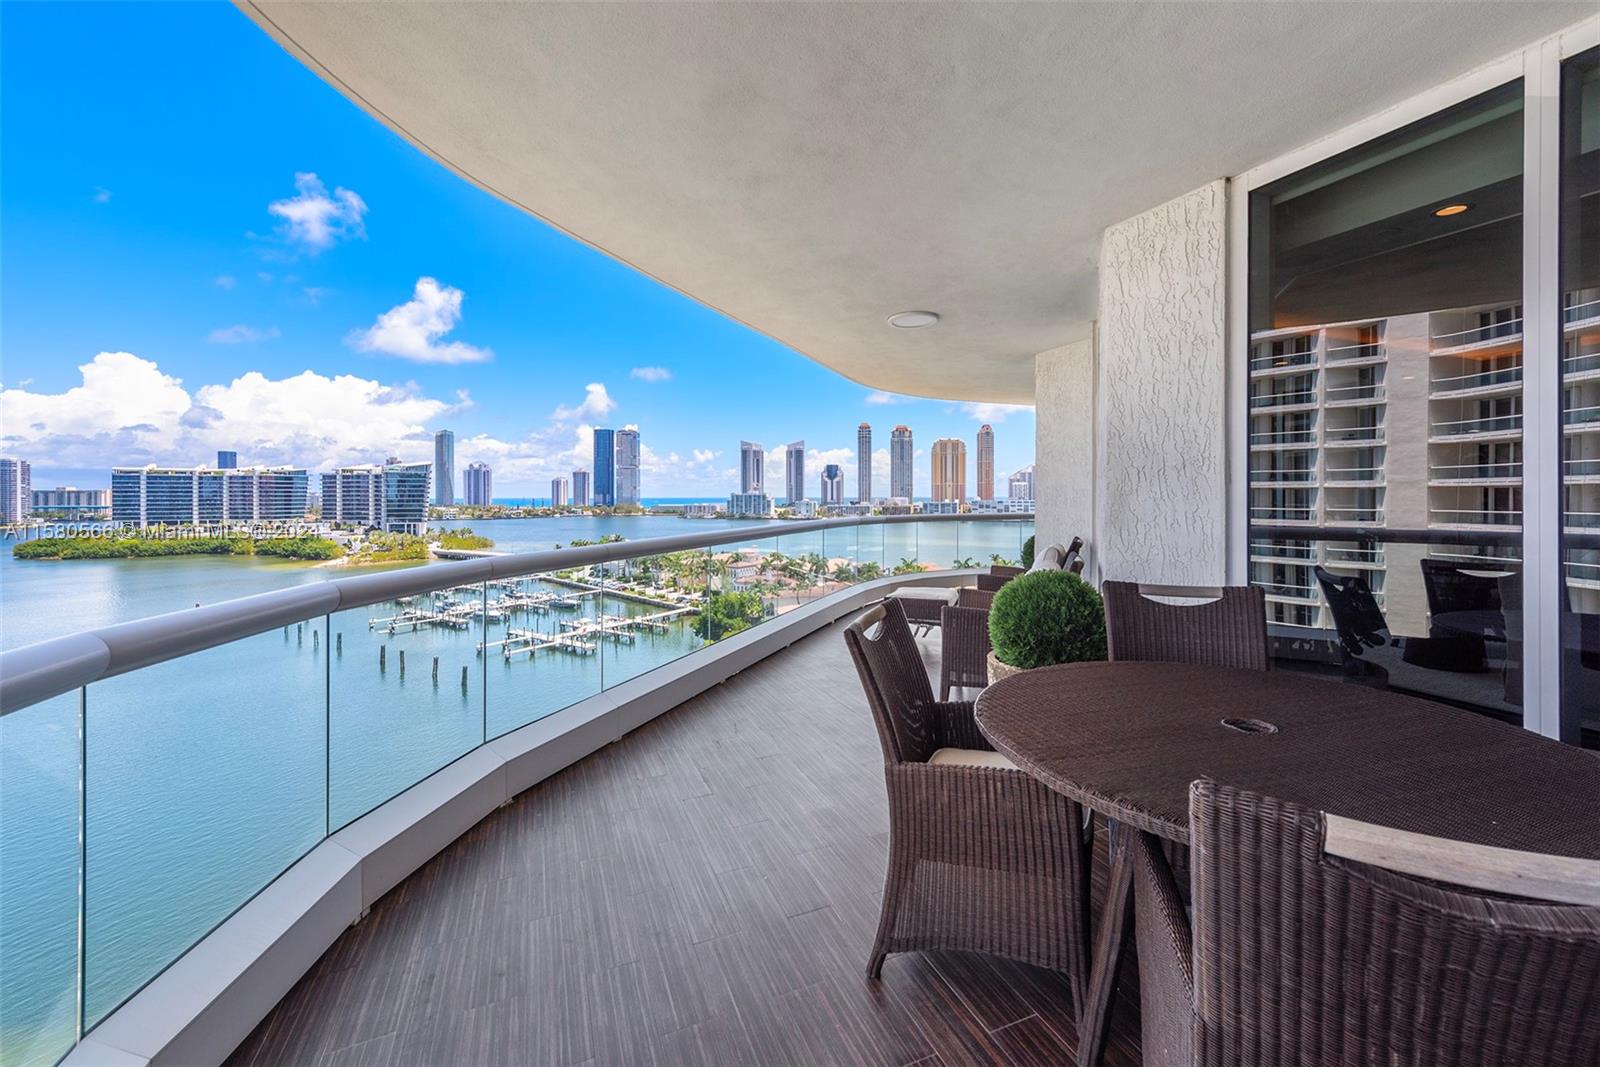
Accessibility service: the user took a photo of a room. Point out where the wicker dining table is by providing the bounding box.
[973,660,1600,1067]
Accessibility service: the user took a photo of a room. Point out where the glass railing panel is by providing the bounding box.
[2,690,82,1067]
[769,531,827,615]
[703,536,778,641]
[857,521,886,577]
[84,624,327,1026]
[822,524,867,588]
[597,550,709,691]
[882,521,920,577]
[330,585,485,829]
[483,569,603,738]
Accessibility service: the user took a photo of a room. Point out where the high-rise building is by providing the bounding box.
[462,462,493,506]
[1008,464,1035,501]
[572,469,591,507]
[727,491,773,518]
[931,439,967,502]
[890,425,914,500]
[856,423,872,502]
[976,424,995,500]
[319,461,430,534]
[0,458,31,523]
[31,486,109,520]
[432,430,455,506]
[593,428,616,506]
[615,428,641,506]
[784,441,805,504]
[216,450,238,470]
[550,476,570,508]
[112,465,309,527]
[820,464,844,505]
[740,441,765,494]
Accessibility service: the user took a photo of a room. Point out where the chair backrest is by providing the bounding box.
[939,603,992,694]
[843,599,937,764]
[1420,557,1505,617]
[1190,781,1600,1067]
[956,586,995,611]
[1102,582,1269,671]
[1313,566,1390,657]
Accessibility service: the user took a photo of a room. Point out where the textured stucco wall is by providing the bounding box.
[1097,181,1229,584]
[1034,336,1096,572]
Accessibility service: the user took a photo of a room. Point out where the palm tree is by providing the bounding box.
[952,557,979,569]
[893,556,922,576]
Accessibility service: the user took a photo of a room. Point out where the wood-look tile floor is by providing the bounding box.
[227,616,1146,1066]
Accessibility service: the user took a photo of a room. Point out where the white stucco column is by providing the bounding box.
[1095,180,1230,585]
[1033,334,1097,573]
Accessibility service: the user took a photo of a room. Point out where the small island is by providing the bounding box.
[12,527,497,565]
[14,533,344,562]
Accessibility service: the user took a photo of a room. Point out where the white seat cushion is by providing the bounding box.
[928,747,1017,770]
[887,587,960,604]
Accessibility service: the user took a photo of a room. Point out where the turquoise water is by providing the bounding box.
[0,516,1029,1066]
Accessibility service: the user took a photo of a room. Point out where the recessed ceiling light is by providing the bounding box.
[1433,203,1471,217]
[887,310,940,329]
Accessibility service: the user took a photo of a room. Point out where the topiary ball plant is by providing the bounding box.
[1020,535,1036,569]
[989,569,1107,670]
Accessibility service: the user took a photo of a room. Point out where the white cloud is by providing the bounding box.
[301,286,332,305]
[691,448,719,465]
[206,324,280,344]
[0,352,454,473]
[267,172,367,253]
[349,277,492,364]
[960,401,1032,423]
[864,390,910,406]
[551,382,616,423]
[629,366,672,383]
[214,275,236,290]
[93,187,112,204]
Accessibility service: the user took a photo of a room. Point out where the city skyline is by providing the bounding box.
[0,3,1034,499]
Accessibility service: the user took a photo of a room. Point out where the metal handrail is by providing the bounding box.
[0,513,1032,716]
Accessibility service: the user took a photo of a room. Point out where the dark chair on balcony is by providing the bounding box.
[1102,582,1269,670]
[1134,780,1600,1067]
[843,599,1091,998]
[1419,557,1509,668]
[938,599,991,699]
[1314,566,1485,676]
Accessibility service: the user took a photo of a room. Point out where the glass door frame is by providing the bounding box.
[1224,17,1600,739]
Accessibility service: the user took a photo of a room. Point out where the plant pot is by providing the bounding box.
[987,650,1026,685]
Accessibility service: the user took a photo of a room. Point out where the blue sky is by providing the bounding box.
[0,2,1034,499]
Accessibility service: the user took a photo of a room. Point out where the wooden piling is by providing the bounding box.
[432,657,440,685]
[380,645,387,671]
[398,650,406,677]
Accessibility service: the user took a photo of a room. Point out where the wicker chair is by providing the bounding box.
[938,602,991,699]
[1102,582,1269,671]
[1146,780,1600,1066]
[976,535,1084,591]
[956,586,995,611]
[843,600,1091,998]
[976,566,1024,593]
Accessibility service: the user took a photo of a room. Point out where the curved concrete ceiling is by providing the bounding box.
[239,2,1591,404]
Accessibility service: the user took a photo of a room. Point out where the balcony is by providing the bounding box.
[1324,341,1385,364]
[1428,412,1522,442]
[1248,349,1316,375]
[1323,424,1385,445]
[1324,383,1385,406]
[1325,506,1384,525]
[1429,363,1524,396]
[1429,461,1523,486]
[1248,468,1316,485]
[1248,428,1318,449]
[1429,318,1523,356]
[224,617,1136,1066]
[1247,389,1318,410]
[1323,465,1384,486]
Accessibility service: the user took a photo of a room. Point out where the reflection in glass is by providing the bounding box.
[85,627,326,1025]
[483,568,603,738]
[1,691,81,1065]
[330,586,484,828]
[1560,46,1600,748]
[1249,81,1526,721]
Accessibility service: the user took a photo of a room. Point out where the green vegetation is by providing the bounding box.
[254,535,345,560]
[892,556,924,575]
[347,532,429,563]
[1020,535,1036,569]
[15,534,343,562]
[697,590,768,641]
[988,569,1106,670]
[436,527,494,550]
